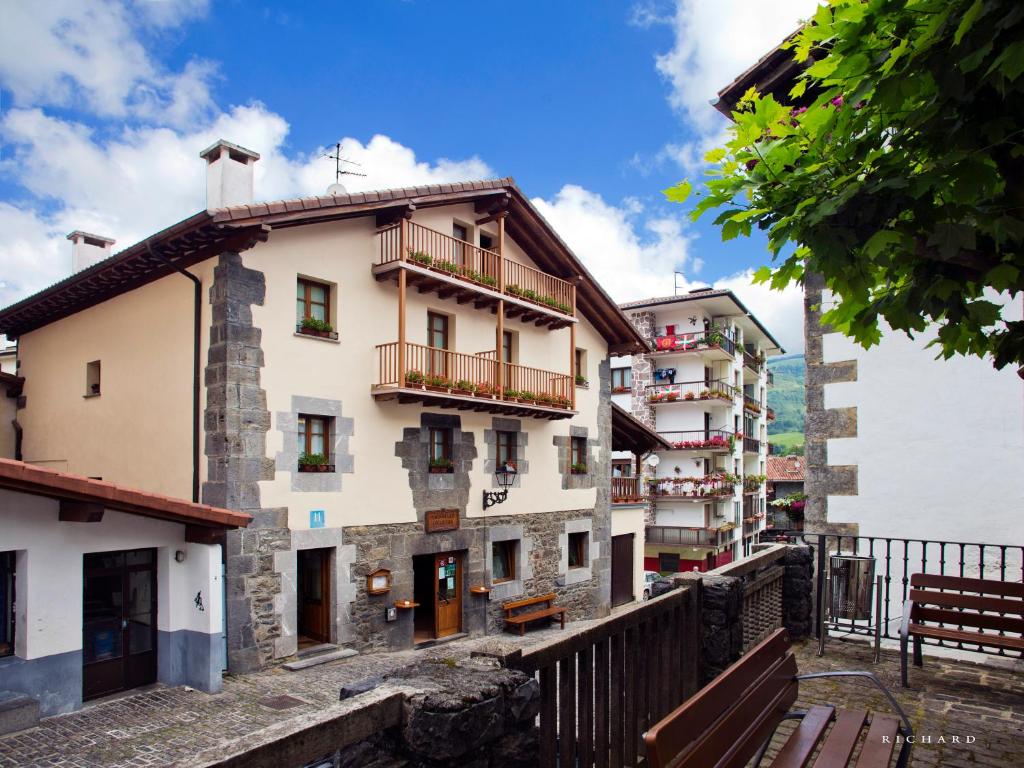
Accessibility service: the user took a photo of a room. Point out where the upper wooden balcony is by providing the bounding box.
[650,327,736,362]
[646,379,737,406]
[372,341,576,420]
[373,220,576,330]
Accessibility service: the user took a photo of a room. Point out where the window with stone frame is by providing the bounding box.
[567,531,589,569]
[496,430,517,469]
[297,414,333,470]
[429,427,453,472]
[491,540,517,583]
[611,366,632,392]
[570,436,587,473]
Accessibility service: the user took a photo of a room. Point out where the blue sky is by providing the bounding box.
[0,0,816,350]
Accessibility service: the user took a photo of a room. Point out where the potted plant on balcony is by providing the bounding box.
[424,374,452,393]
[699,388,711,399]
[429,457,454,474]
[575,374,588,387]
[298,316,336,339]
[666,390,679,401]
[408,249,432,267]
[518,390,537,405]
[570,462,588,475]
[502,388,520,401]
[405,370,425,388]
[452,379,477,396]
[298,452,331,473]
[475,382,496,398]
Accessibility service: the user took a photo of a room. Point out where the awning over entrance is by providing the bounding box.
[611,402,671,454]
[0,458,251,532]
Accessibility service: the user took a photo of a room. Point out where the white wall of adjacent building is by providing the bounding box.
[822,312,1024,545]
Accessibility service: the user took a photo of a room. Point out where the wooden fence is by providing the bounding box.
[503,584,701,768]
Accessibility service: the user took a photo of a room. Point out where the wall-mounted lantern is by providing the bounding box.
[483,462,518,510]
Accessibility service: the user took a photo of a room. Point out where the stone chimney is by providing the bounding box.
[67,231,115,272]
[199,139,260,210]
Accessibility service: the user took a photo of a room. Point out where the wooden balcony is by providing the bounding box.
[743,436,761,454]
[612,476,643,504]
[373,341,575,420]
[374,220,576,330]
[646,525,732,548]
[646,379,737,406]
[658,429,735,453]
[743,394,763,416]
[650,327,736,362]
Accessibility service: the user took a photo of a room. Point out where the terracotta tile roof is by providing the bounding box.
[766,455,804,482]
[0,458,251,529]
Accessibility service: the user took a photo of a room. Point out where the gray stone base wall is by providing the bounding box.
[0,649,80,717]
[343,507,604,651]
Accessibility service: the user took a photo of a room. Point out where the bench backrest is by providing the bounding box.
[503,592,555,613]
[909,574,1024,635]
[644,628,797,768]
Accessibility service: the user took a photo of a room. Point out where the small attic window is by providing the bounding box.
[85,360,101,397]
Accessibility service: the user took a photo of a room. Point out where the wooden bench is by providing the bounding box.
[502,593,567,636]
[644,628,913,768]
[900,573,1024,687]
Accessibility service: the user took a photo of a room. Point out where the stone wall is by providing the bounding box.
[803,272,859,536]
[203,252,287,674]
[626,310,656,430]
[781,545,814,639]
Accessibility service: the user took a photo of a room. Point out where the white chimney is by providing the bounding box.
[199,139,260,210]
[67,231,115,272]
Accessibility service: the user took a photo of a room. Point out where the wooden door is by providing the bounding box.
[611,534,635,607]
[83,549,157,701]
[434,552,461,638]
[298,549,331,644]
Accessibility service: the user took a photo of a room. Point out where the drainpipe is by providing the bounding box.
[150,248,202,503]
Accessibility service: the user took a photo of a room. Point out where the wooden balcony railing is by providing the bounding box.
[743,394,763,415]
[646,379,736,404]
[743,436,761,454]
[376,342,573,408]
[612,476,642,503]
[378,220,574,317]
[646,526,730,548]
[658,429,735,451]
[651,327,736,357]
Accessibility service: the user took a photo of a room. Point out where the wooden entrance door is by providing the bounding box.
[611,534,635,607]
[297,548,332,644]
[82,549,157,701]
[434,552,462,638]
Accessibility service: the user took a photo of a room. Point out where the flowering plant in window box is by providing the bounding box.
[502,388,520,401]
[570,462,588,475]
[612,385,630,394]
[475,382,496,398]
[408,249,432,267]
[298,317,337,339]
[575,374,588,387]
[452,379,478,396]
[666,390,680,401]
[683,391,695,400]
[424,374,453,392]
[429,457,454,474]
[298,452,333,473]
[405,370,426,387]
[647,391,666,403]
[518,390,537,404]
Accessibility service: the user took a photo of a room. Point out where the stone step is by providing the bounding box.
[0,691,40,736]
[296,643,337,659]
[282,648,358,671]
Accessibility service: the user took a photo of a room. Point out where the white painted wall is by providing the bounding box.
[823,313,1024,544]
[611,505,646,602]
[2,489,222,660]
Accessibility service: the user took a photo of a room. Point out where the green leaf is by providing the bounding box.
[704,148,726,163]
[663,180,692,204]
[985,264,1021,292]
[863,230,903,258]
[729,208,769,222]
[954,0,985,46]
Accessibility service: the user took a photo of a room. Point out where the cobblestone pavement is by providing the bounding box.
[0,624,590,768]
[2,628,1021,767]
[773,639,1024,768]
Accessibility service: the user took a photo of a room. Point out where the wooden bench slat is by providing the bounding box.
[505,606,567,624]
[504,592,556,612]
[911,605,1024,634]
[909,588,1024,615]
[908,623,1024,650]
[772,705,834,768]
[854,715,899,768]
[910,573,1024,599]
[812,709,866,768]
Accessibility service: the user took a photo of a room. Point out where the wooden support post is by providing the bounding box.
[398,219,407,386]
[497,214,506,398]
[570,321,577,411]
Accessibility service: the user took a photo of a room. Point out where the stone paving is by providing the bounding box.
[1,628,1021,767]
[0,625,583,768]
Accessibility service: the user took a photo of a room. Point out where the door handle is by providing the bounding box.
[122,619,128,630]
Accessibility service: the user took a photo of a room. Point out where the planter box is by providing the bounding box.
[429,466,454,474]
[298,464,335,473]
[296,327,338,340]
[451,389,475,397]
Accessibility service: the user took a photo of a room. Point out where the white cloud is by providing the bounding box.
[714,270,804,353]
[0,0,215,125]
[637,0,819,168]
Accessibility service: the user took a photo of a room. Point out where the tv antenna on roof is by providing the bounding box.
[674,271,686,296]
[322,141,366,194]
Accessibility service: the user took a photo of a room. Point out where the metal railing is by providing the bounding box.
[658,429,735,451]
[649,473,737,499]
[766,369,775,387]
[766,406,776,421]
[805,533,1024,656]
[647,525,732,547]
[742,436,760,454]
[742,394,763,415]
[651,327,737,357]
[646,379,736,404]
[743,349,764,373]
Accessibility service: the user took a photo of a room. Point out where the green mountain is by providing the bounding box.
[767,354,805,450]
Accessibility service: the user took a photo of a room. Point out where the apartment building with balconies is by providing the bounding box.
[610,289,783,572]
[0,140,647,676]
